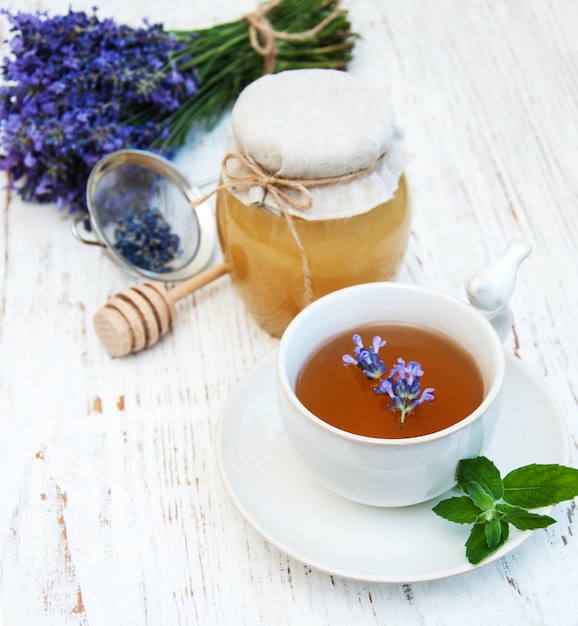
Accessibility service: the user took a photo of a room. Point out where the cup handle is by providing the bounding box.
[486,307,512,342]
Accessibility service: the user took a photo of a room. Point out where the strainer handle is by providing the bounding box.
[70,213,105,247]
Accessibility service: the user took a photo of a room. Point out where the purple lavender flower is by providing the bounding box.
[343,336,435,430]
[375,358,435,429]
[343,334,387,380]
[113,207,182,272]
[0,9,199,214]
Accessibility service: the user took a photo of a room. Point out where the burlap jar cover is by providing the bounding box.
[215,69,410,336]
[223,69,406,218]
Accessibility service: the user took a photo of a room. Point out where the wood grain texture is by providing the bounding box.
[0,1,577,625]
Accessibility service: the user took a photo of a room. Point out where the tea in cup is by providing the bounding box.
[276,282,505,507]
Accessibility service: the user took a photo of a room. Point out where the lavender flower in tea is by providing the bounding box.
[343,335,435,430]
[342,334,386,379]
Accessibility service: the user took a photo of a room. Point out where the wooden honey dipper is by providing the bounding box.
[94,261,230,358]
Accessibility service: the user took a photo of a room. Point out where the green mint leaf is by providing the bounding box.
[467,481,497,511]
[485,518,502,549]
[432,496,482,523]
[432,457,578,567]
[457,456,504,500]
[496,503,557,530]
[465,521,510,565]
[503,464,578,508]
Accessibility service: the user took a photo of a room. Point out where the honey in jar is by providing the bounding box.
[216,69,411,337]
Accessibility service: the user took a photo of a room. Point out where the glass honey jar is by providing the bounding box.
[216,69,411,337]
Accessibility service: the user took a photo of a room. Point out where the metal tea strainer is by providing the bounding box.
[71,149,216,281]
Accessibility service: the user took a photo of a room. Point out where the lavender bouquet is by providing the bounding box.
[0,1,354,215]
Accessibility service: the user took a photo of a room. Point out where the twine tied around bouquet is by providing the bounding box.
[245,0,343,74]
[190,151,388,306]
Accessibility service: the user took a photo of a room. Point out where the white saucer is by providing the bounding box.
[216,351,569,584]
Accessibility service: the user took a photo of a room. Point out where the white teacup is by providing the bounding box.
[276,282,505,507]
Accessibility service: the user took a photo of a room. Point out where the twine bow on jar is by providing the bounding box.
[190,150,389,306]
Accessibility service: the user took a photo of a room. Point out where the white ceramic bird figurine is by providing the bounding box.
[466,238,532,315]
[466,238,532,341]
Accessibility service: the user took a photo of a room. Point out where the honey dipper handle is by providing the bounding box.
[167,261,230,303]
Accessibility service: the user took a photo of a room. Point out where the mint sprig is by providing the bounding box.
[432,456,578,565]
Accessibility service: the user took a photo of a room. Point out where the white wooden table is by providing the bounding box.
[1,1,577,624]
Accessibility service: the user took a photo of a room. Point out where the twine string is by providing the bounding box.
[245,0,343,74]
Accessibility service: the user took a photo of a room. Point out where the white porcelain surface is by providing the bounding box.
[216,351,569,584]
[276,283,506,507]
